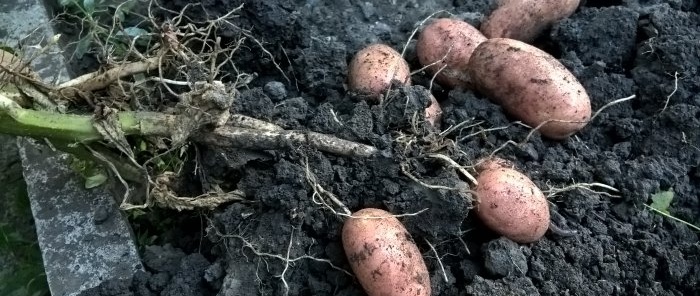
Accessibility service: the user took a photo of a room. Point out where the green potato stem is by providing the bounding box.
[0,93,175,143]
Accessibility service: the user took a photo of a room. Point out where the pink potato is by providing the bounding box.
[347,44,411,101]
[342,208,431,296]
[474,158,550,243]
[415,18,487,89]
[481,0,580,42]
[466,38,591,139]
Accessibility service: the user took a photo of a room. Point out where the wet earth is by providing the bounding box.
[72,0,700,295]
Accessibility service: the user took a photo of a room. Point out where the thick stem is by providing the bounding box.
[1,94,379,158]
[0,94,176,142]
[0,108,100,141]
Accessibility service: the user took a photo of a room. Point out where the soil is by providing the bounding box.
[54,0,700,295]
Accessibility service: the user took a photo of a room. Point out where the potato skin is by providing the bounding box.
[475,161,550,243]
[466,38,591,139]
[416,18,487,89]
[342,208,431,296]
[347,44,411,101]
[481,0,580,42]
[425,94,443,128]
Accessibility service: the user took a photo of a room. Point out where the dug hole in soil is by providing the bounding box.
[66,0,699,295]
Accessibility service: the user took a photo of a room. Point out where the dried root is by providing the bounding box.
[208,221,353,296]
[302,157,352,217]
[544,181,620,199]
[200,126,379,158]
[146,172,247,211]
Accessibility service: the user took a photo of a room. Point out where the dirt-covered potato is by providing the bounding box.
[425,94,443,128]
[466,38,591,139]
[415,18,487,89]
[342,208,431,296]
[474,158,550,243]
[347,44,411,101]
[481,0,580,42]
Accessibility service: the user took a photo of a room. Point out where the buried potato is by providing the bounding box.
[415,18,487,89]
[480,0,580,42]
[425,94,443,128]
[474,158,550,243]
[347,43,411,101]
[342,208,431,296]
[347,44,441,129]
[466,38,591,139]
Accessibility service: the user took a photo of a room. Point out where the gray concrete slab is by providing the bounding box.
[18,138,144,296]
[0,0,70,83]
[1,0,144,295]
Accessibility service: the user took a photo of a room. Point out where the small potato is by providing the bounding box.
[481,0,580,42]
[466,38,591,139]
[342,208,431,296]
[415,18,487,89]
[425,94,443,128]
[475,159,549,243]
[347,44,411,101]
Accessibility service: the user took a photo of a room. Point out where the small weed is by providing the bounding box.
[0,176,49,296]
[69,157,108,189]
[645,189,700,232]
[58,0,152,59]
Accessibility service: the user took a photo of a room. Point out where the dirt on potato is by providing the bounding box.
[72,1,699,295]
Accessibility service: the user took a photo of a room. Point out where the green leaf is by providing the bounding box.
[74,36,92,59]
[115,9,125,22]
[84,173,107,189]
[59,0,74,7]
[138,139,148,152]
[128,209,147,219]
[649,189,674,214]
[83,0,95,14]
[115,0,136,12]
[122,27,148,38]
[122,27,152,45]
[156,158,166,171]
[0,44,16,54]
[112,27,152,49]
[111,0,135,21]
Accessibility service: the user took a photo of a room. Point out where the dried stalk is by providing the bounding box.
[199,126,379,158]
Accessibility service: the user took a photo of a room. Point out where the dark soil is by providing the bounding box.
[71,0,699,295]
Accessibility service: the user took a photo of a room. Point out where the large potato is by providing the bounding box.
[347,44,411,101]
[481,0,580,42]
[475,159,550,243]
[466,38,591,139]
[342,208,431,296]
[415,18,487,89]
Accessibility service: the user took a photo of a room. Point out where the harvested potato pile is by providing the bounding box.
[338,5,593,293]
